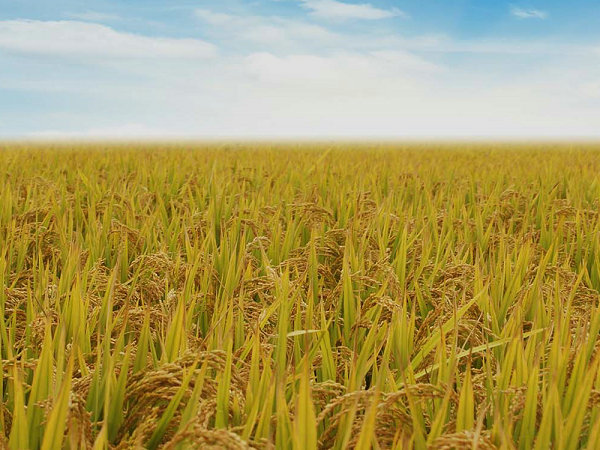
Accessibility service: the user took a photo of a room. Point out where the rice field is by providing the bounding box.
[2,143,600,449]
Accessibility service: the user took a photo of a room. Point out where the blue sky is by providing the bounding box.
[1,0,599,137]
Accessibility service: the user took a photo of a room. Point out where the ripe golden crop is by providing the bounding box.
[1,142,600,448]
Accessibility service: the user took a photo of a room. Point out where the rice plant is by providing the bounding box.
[1,142,600,448]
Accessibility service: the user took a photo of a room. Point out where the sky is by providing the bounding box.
[0,0,599,138]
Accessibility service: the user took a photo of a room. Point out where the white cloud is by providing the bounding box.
[580,81,600,98]
[369,50,442,72]
[510,7,548,20]
[65,11,122,22]
[299,0,405,20]
[0,20,216,59]
[195,9,338,49]
[7,53,600,138]
[244,51,440,89]
[194,9,235,26]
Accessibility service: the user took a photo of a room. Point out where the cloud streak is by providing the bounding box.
[0,20,216,59]
[64,11,122,22]
[299,0,405,20]
[195,9,338,50]
[510,7,548,19]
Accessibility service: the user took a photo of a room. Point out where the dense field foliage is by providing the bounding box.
[2,143,600,449]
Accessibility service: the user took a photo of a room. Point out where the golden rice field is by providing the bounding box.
[2,143,600,449]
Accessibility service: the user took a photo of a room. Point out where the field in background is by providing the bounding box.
[2,143,600,449]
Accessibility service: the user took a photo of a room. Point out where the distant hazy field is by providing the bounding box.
[2,143,600,449]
